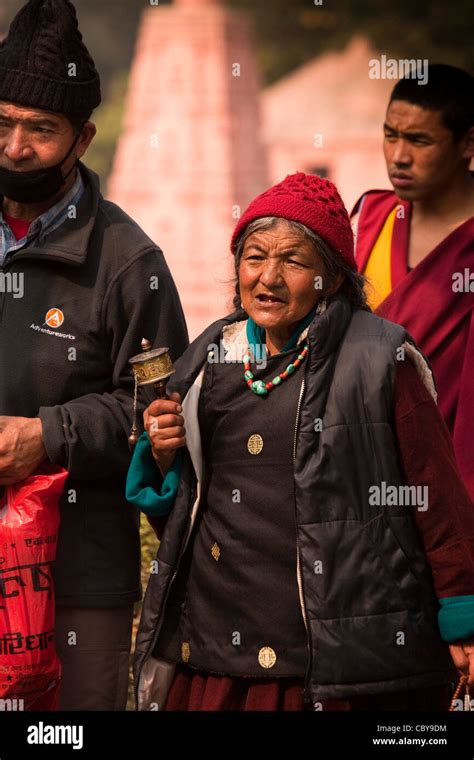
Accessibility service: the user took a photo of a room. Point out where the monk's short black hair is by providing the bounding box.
[389,64,474,141]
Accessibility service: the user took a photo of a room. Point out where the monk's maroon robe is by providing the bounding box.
[352,190,474,499]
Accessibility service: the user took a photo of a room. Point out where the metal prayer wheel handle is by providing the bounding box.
[128,339,175,448]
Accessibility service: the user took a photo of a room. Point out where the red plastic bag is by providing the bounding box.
[0,465,67,710]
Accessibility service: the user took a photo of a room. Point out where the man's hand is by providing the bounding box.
[0,416,48,485]
[449,639,474,686]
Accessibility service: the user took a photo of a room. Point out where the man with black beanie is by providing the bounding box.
[0,0,189,709]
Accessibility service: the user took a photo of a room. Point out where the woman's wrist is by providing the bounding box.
[152,448,176,479]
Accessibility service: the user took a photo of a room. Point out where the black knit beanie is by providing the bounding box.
[0,0,101,117]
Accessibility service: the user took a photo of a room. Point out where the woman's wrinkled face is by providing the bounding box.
[238,219,326,336]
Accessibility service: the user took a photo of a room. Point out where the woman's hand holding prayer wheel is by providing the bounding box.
[144,392,186,478]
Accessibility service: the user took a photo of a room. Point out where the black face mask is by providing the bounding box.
[0,130,82,204]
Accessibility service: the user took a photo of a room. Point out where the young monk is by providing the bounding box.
[352,64,474,499]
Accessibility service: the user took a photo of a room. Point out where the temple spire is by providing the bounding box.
[108,0,268,339]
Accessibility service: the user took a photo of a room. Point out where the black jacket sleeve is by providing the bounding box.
[38,248,189,480]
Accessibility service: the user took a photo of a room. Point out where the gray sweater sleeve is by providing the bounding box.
[38,248,189,480]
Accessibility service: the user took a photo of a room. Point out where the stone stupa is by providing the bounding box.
[108,0,268,339]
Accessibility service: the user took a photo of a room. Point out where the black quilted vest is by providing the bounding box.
[154,343,309,677]
[134,295,457,707]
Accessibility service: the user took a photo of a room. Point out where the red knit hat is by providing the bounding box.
[230,172,356,270]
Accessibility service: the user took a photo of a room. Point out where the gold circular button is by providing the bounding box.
[258,646,277,669]
[247,433,264,455]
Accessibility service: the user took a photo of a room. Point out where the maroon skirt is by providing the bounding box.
[163,664,452,711]
[163,665,305,710]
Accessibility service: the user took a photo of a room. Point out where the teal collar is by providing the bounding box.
[246,304,317,355]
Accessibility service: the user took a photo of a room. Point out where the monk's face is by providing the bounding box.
[238,219,326,337]
[383,100,473,201]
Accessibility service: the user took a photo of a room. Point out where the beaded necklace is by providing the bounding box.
[242,301,326,396]
[244,344,309,396]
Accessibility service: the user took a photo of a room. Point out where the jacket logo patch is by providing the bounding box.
[29,307,75,340]
[44,308,64,328]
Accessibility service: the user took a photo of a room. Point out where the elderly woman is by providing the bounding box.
[127,173,474,712]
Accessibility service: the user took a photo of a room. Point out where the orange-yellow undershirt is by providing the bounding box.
[362,206,397,310]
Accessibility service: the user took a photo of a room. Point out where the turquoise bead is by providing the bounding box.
[244,370,253,381]
[287,364,296,374]
[251,380,268,395]
[243,354,252,364]
[272,376,282,385]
